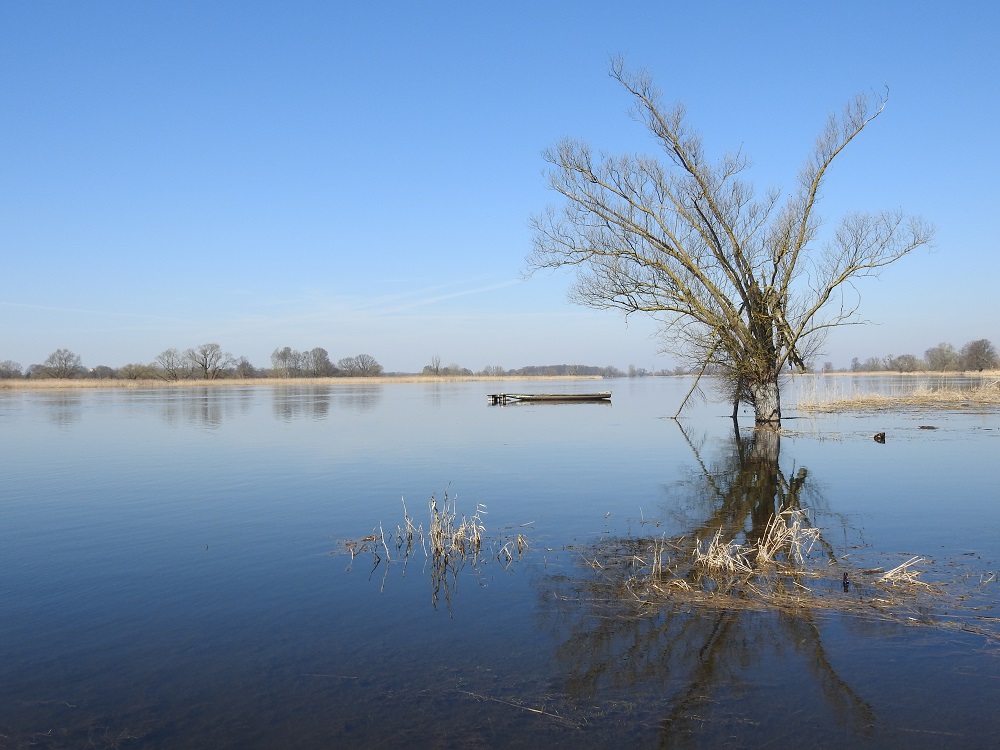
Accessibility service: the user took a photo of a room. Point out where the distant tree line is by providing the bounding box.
[0,348,722,383]
[419,358,628,378]
[0,345,385,380]
[841,339,998,373]
[268,347,383,378]
[418,358,682,378]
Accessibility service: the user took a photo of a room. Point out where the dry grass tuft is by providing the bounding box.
[341,491,530,607]
[343,491,528,575]
[756,507,822,567]
[878,556,930,587]
[690,509,821,577]
[692,530,753,576]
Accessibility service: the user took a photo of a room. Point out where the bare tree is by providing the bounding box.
[186,343,234,380]
[303,347,335,377]
[527,59,933,426]
[40,349,84,378]
[155,348,190,380]
[886,353,922,373]
[336,354,382,377]
[271,347,302,377]
[924,342,958,372]
[353,353,383,377]
[336,356,358,376]
[959,339,998,371]
[234,357,258,378]
[120,362,156,379]
[0,360,22,379]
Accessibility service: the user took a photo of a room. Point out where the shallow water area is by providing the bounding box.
[1,378,998,748]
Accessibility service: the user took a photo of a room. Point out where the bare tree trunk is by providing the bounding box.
[749,376,781,427]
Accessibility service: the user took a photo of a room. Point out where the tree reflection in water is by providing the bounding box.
[541,425,879,745]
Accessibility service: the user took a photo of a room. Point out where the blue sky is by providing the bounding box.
[2,1,997,373]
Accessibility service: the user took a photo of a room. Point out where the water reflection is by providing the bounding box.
[40,392,84,427]
[541,426,878,743]
[272,386,332,421]
[330,386,383,414]
[671,423,839,555]
[157,387,253,428]
[272,385,383,419]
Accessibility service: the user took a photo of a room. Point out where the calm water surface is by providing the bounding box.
[1,378,998,748]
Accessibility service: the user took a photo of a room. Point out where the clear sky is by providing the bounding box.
[2,1,997,373]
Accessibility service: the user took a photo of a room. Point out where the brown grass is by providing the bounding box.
[0,374,603,391]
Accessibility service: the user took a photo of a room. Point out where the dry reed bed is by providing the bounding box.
[798,382,1000,412]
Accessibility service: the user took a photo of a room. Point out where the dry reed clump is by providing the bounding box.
[341,491,529,573]
[614,508,937,614]
[690,508,821,577]
[341,492,530,609]
[878,556,931,587]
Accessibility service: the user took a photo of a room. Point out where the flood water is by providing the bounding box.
[1,377,998,748]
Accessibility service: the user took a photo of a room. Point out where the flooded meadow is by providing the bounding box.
[1,377,997,748]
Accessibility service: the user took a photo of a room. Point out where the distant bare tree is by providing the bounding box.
[234,357,258,378]
[338,354,382,377]
[0,360,22,379]
[527,59,933,426]
[120,362,156,379]
[186,343,234,380]
[440,362,471,376]
[886,353,921,372]
[40,349,84,378]
[924,342,959,372]
[303,347,335,377]
[155,348,190,380]
[336,356,358,376]
[959,339,998,371]
[91,365,116,379]
[354,353,383,377]
[271,347,302,377]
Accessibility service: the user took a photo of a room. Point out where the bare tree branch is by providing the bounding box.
[527,63,934,426]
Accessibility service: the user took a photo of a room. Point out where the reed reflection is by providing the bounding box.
[541,426,877,743]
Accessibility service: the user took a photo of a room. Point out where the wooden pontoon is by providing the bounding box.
[487,392,611,405]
